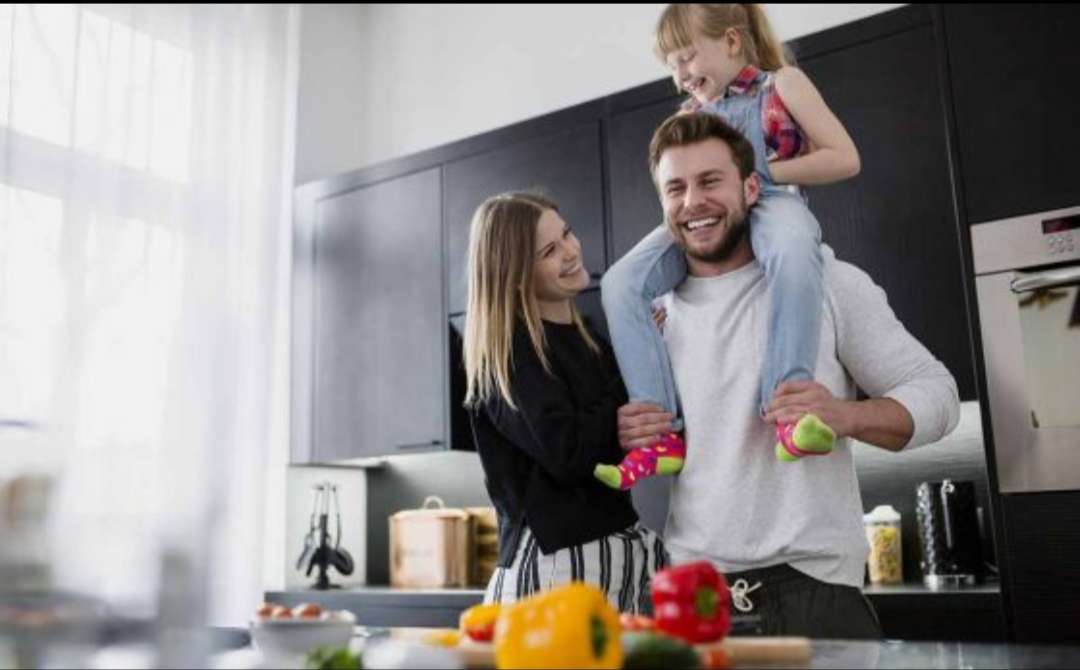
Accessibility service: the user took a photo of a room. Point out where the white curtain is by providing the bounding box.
[0,4,296,626]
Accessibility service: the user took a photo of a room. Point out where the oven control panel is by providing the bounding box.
[974,206,1080,275]
[1047,231,1076,255]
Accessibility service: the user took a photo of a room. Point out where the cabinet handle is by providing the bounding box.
[1010,267,1080,294]
[394,440,444,451]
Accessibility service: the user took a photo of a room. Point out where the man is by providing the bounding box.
[619,112,960,638]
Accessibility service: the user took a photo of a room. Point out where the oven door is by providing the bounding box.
[976,263,1080,493]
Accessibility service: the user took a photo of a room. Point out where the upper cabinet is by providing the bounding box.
[444,122,606,315]
[606,96,680,260]
[797,19,976,400]
[944,4,1080,224]
[298,168,446,462]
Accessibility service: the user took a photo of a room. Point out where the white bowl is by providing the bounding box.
[249,613,356,663]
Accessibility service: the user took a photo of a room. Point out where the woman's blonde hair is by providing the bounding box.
[463,192,599,410]
[655,4,791,72]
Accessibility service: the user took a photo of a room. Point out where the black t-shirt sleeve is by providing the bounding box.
[484,333,625,486]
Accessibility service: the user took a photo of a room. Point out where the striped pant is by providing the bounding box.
[483,525,669,614]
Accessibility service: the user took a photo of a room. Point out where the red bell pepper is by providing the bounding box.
[651,561,732,643]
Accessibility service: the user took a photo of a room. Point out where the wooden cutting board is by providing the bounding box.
[423,633,812,668]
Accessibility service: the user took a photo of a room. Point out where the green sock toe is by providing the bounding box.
[776,442,801,462]
[656,456,685,476]
[793,414,836,454]
[594,464,623,489]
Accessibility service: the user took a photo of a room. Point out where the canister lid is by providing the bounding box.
[863,504,901,524]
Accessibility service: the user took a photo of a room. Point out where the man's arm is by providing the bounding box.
[827,256,961,450]
[765,382,914,451]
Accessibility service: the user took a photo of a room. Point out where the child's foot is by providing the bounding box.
[775,414,835,462]
[594,433,686,490]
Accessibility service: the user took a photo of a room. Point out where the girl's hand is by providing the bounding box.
[651,305,667,332]
[617,402,675,450]
[763,380,858,438]
[678,97,702,115]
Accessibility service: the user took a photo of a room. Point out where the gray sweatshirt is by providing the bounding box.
[661,246,960,588]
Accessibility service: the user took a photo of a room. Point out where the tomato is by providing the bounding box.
[270,605,293,619]
[255,603,275,619]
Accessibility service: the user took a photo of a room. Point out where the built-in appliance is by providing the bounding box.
[973,205,1080,493]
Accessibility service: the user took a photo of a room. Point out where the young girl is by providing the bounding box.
[462,191,668,611]
[595,4,861,489]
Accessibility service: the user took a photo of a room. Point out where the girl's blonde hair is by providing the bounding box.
[463,192,599,410]
[655,4,791,72]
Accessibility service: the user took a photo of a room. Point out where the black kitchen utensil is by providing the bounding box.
[305,482,355,589]
[295,486,323,571]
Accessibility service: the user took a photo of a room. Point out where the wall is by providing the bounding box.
[319,3,903,174]
[294,3,368,185]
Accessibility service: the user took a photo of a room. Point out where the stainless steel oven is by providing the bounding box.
[973,205,1080,493]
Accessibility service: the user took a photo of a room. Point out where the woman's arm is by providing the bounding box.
[767,66,861,186]
[485,338,626,484]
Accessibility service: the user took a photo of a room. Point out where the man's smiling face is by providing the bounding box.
[655,137,760,264]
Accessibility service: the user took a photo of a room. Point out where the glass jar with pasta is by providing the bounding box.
[863,505,903,585]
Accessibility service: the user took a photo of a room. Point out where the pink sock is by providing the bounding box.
[613,433,686,490]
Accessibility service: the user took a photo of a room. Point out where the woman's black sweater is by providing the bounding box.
[469,318,639,566]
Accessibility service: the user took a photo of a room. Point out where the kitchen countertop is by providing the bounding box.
[213,629,1080,669]
[267,582,1004,637]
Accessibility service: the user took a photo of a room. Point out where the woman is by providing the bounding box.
[463,191,668,612]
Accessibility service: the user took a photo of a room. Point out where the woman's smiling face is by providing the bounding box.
[531,208,589,304]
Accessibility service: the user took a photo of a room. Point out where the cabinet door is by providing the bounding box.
[445,122,606,314]
[313,168,445,461]
[945,4,1080,224]
[607,97,680,261]
[800,25,976,400]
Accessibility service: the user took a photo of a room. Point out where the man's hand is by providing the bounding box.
[617,402,675,450]
[763,380,858,438]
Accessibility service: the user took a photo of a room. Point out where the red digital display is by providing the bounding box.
[1043,214,1080,234]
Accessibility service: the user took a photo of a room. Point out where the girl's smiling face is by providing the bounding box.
[665,29,748,105]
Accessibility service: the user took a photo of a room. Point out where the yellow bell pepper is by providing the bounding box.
[493,583,622,670]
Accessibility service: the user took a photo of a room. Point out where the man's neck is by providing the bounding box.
[686,237,756,278]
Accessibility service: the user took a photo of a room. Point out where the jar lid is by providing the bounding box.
[863,504,901,524]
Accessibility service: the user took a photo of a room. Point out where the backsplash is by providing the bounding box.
[365,450,490,585]
[353,401,991,587]
[851,401,994,581]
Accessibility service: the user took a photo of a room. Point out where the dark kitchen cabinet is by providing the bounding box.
[307,168,445,461]
[998,491,1080,643]
[606,96,680,260]
[444,122,607,315]
[944,4,1080,224]
[796,22,976,400]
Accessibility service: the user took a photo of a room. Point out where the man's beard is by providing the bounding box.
[677,196,751,264]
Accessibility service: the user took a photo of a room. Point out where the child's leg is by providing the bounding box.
[749,191,835,460]
[749,190,824,410]
[600,224,687,424]
[596,224,688,490]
